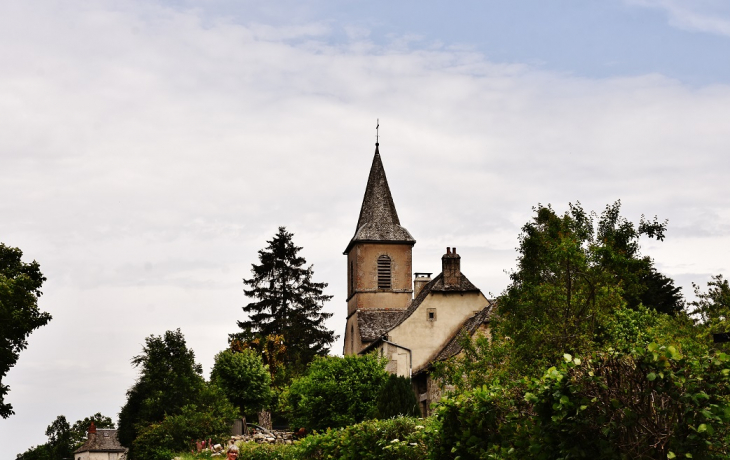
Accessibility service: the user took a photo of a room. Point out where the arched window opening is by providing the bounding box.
[350,261,354,295]
[377,255,392,290]
[350,325,354,352]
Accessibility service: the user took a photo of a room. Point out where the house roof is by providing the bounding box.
[74,429,127,454]
[358,271,483,355]
[344,144,415,254]
[413,302,494,375]
[358,310,406,342]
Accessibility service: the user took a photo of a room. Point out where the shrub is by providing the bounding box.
[434,343,730,459]
[297,416,433,460]
[282,354,389,430]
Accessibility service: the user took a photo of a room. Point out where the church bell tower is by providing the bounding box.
[343,142,415,354]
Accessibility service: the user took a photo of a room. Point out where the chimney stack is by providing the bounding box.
[442,247,461,288]
[413,272,432,297]
[89,421,97,435]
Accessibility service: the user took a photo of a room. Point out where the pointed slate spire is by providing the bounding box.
[345,143,415,254]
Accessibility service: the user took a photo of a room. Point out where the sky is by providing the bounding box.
[2,0,730,454]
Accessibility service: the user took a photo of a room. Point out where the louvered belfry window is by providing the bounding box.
[377,255,392,289]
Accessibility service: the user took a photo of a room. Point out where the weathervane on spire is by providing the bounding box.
[376,118,379,145]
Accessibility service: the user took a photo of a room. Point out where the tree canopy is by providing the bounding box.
[118,329,206,457]
[283,354,389,430]
[496,201,682,373]
[210,348,273,417]
[16,412,114,460]
[232,227,337,378]
[0,242,51,418]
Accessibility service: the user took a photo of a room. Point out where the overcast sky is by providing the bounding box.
[3,0,730,454]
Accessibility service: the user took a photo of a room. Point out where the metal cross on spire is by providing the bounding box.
[376,118,379,145]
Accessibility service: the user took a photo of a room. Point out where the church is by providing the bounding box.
[342,141,493,415]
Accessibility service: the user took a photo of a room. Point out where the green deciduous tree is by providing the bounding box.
[0,242,50,418]
[70,412,114,450]
[283,354,389,430]
[118,329,206,458]
[497,201,676,374]
[15,413,114,460]
[132,383,238,460]
[690,274,730,327]
[210,349,273,417]
[232,227,337,378]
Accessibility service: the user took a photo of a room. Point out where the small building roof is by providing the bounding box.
[345,144,415,254]
[74,429,127,454]
[358,310,406,342]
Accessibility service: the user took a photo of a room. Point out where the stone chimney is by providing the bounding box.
[442,247,461,288]
[413,272,432,297]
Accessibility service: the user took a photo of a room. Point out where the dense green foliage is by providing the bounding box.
[118,329,208,458]
[427,202,730,458]
[16,412,114,460]
[232,227,337,380]
[297,416,431,460]
[495,201,680,375]
[0,242,50,418]
[434,341,730,459]
[283,354,389,430]
[171,417,432,460]
[235,442,298,460]
[375,374,421,419]
[211,349,274,417]
[132,383,239,460]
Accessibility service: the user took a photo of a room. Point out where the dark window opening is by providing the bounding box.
[377,255,392,289]
[349,261,354,295]
[427,308,437,321]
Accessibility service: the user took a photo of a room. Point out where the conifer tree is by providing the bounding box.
[233,227,337,377]
[375,374,421,419]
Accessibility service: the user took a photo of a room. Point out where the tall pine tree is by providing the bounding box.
[233,227,337,377]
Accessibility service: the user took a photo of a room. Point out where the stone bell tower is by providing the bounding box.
[343,142,415,354]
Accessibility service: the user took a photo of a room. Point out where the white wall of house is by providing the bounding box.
[388,291,488,372]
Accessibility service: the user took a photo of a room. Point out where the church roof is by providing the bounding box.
[344,144,415,254]
[74,429,127,454]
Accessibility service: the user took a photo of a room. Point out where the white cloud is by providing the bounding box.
[2,0,730,453]
[626,0,730,36]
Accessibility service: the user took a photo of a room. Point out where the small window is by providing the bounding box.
[377,255,392,289]
[427,308,436,321]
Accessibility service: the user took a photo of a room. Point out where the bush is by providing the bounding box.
[236,442,298,460]
[283,354,389,430]
[434,343,730,459]
[297,416,433,460]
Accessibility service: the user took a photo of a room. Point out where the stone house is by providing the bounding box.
[343,142,493,415]
[73,423,127,460]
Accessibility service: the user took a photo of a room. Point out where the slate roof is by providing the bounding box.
[414,302,494,375]
[358,271,483,354]
[74,429,127,454]
[345,144,415,254]
[358,310,407,342]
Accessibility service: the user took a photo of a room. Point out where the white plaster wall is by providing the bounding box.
[388,291,488,371]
